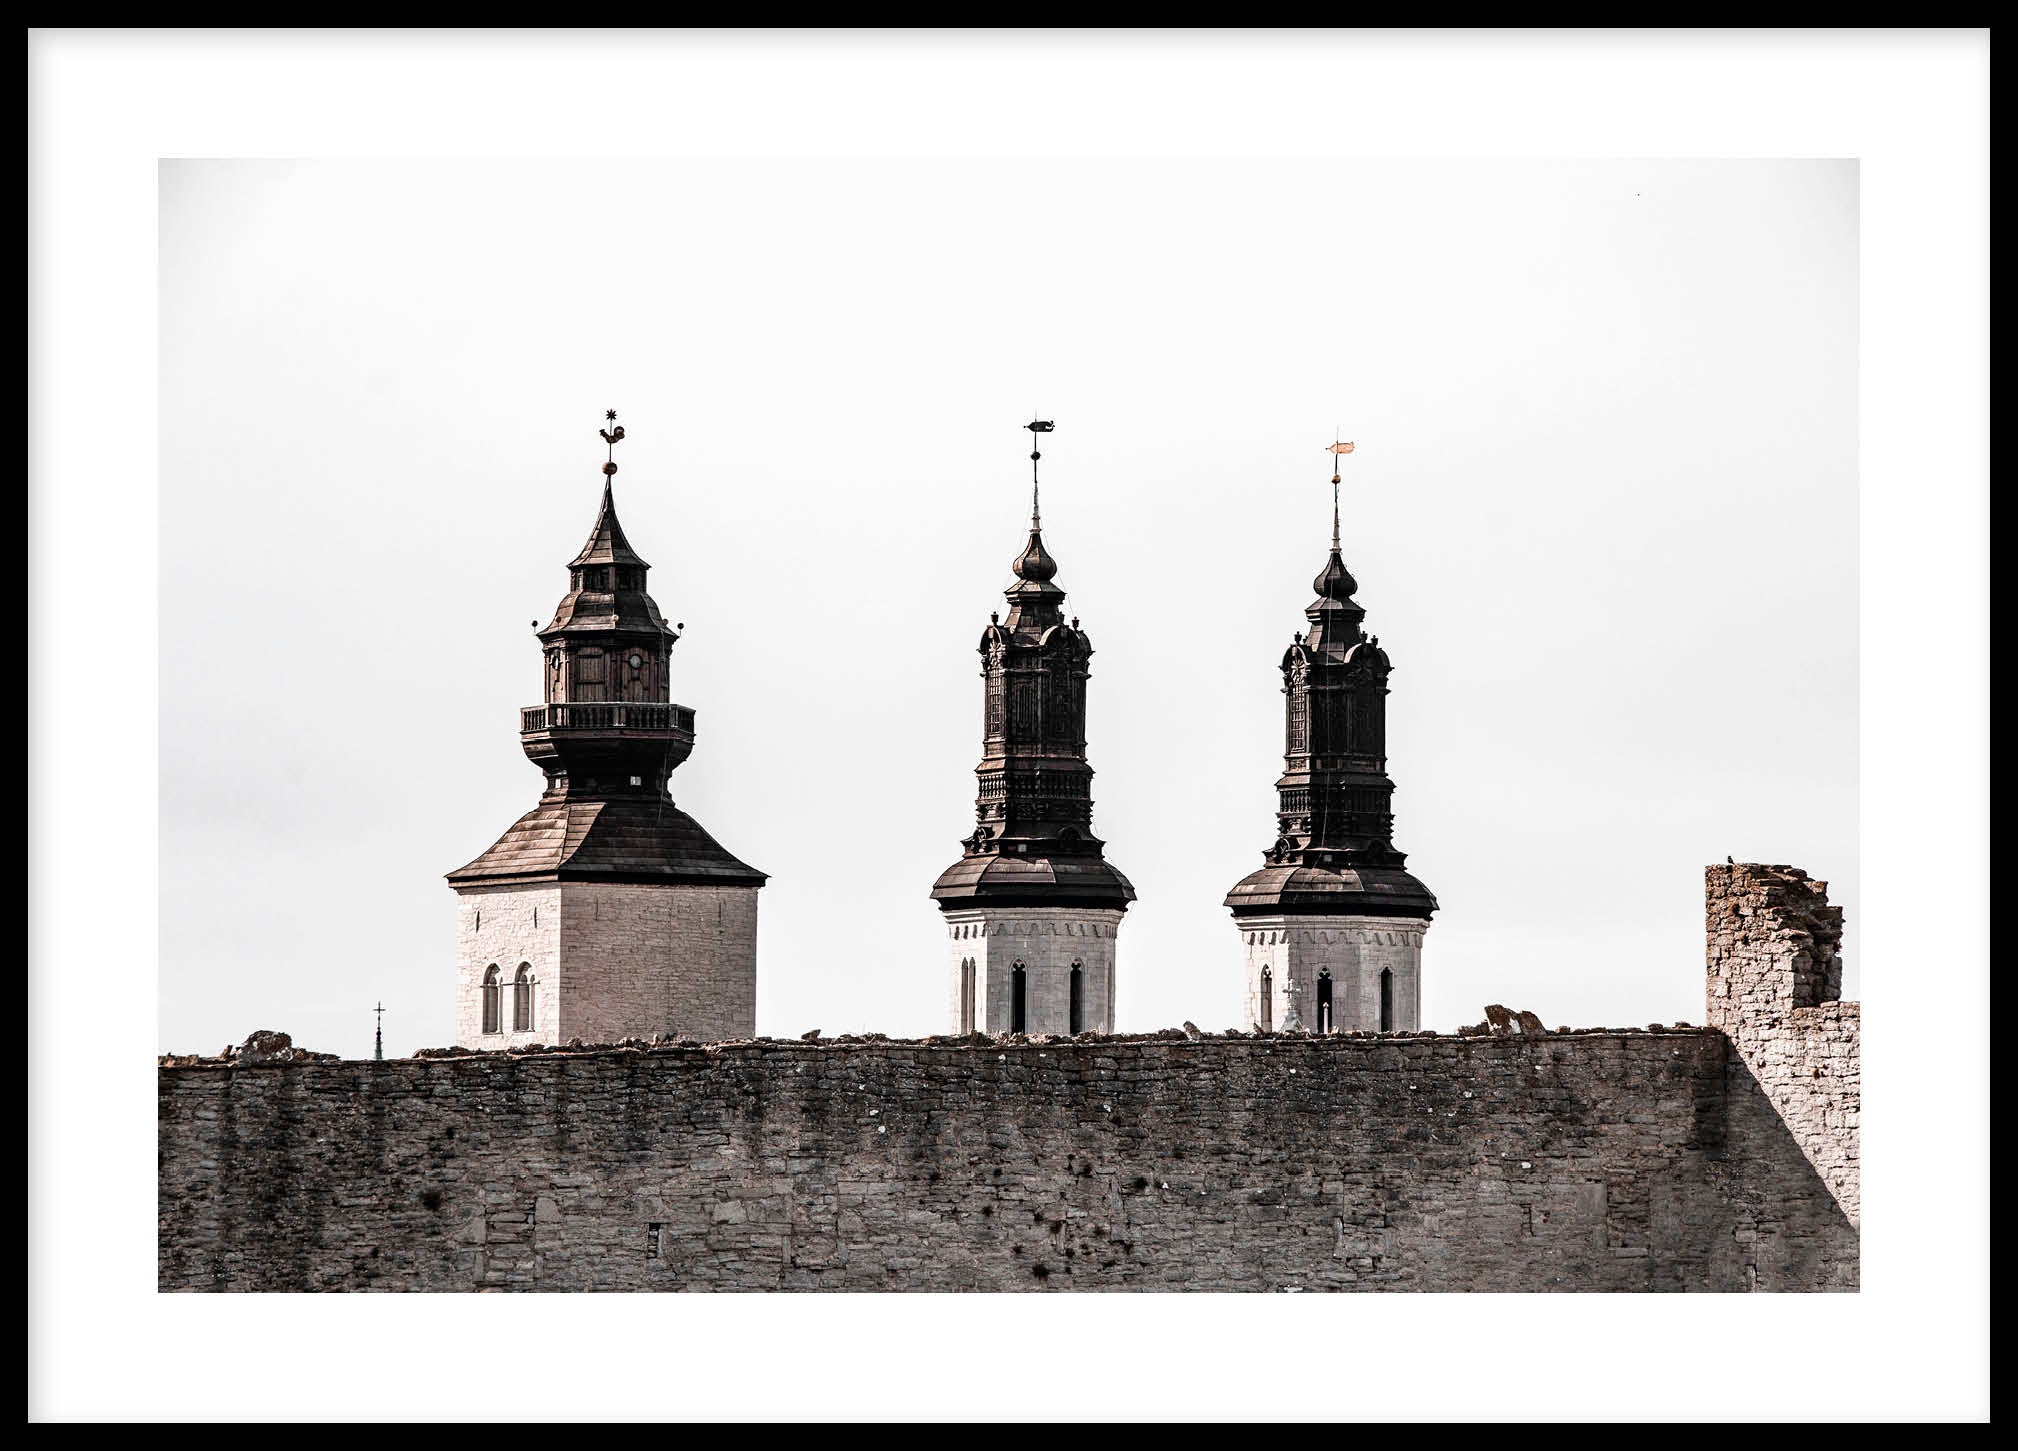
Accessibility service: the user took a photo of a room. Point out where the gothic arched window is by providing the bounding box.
[513,964,533,1032]
[1316,969,1333,1034]
[1069,962,1084,1035]
[1379,967,1394,1032]
[1259,967,1274,1034]
[481,964,501,1035]
[1010,963,1027,1035]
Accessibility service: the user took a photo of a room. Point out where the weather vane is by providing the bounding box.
[1326,432,1356,550]
[1026,417,1054,527]
[600,409,626,477]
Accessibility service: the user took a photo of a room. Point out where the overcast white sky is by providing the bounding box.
[159,157,1857,1058]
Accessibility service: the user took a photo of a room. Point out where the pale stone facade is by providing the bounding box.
[1238,914,1428,1033]
[943,906,1124,1035]
[456,881,758,1047]
[456,885,563,1049]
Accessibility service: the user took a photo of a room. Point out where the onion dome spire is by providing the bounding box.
[1310,436,1362,615]
[1004,418,1064,628]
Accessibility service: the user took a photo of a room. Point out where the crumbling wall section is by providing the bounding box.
[1705,863,1860,1225]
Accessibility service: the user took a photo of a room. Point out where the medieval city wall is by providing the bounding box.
[158,1025,1855,1292]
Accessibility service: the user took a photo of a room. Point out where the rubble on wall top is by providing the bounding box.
[159,1020,1717,1068]
[158,1029,340,1068]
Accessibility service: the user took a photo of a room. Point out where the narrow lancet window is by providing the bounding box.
[1010,963,1027,1034]
[1379,967,1394,1032]
[481,964,501,1035]
[513,963,533,1031]
[960,958,976,1035]
[1260,967,1274,1033]
[1069,963,1084,1035]
[1316,970,1333,1034]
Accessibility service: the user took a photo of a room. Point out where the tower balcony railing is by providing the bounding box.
[521,702,695,734]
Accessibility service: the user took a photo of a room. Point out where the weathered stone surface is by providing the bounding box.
[1705,863,1860,1226]
[157,1024,1854,1292]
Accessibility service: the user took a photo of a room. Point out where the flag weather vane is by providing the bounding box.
[1326,434,1357,550]
[1026,417,1054,527]
[599,409,626,477]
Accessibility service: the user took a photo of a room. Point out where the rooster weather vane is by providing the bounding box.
[600,409,626,476]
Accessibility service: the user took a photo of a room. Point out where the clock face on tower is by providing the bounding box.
[628,653,644,670]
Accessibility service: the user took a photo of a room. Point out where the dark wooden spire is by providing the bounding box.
[1225,494,1435,920]
[931,430,1133,911]
[449,422,763,889]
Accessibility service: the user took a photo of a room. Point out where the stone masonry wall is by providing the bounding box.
[158,1026,1855,1292]
[557,883,758,1045]
[1705,864,1860,1225]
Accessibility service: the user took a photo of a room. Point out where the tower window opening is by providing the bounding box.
[1380,967,1394,1032]
[1316,970,1333,1034]
[1069,962,1084,1035]
[1260,967,1273,1033]
[513,963,533,1032]
[1010,963,1027,1034]
[960,958,977,1035]
[481,964,501,1035]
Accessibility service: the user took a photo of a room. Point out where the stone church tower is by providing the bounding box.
[446,417,765,1047]
[930,422,1134,1035]
[1224,445,1436,1033]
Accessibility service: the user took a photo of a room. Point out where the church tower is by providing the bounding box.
[930,421,1134,1035]
[446,415,766,1047]
[1224,441,1437,1034]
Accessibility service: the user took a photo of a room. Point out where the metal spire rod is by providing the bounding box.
[1327,433,1356,551]
[374,1001,385,1062]
[1026,417,1054,528]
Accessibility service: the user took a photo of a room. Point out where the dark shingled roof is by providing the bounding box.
[447,797,766,888]
[568,481,650,569]
[1224,862,1438,919]
[930,852,1136,910]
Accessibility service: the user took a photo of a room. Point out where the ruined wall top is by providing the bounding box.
[1705,862,1847,1030]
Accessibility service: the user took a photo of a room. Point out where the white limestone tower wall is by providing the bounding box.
[457,884,563,1048]
[944,907,1123,1035]
[1239,916,1429,1034]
